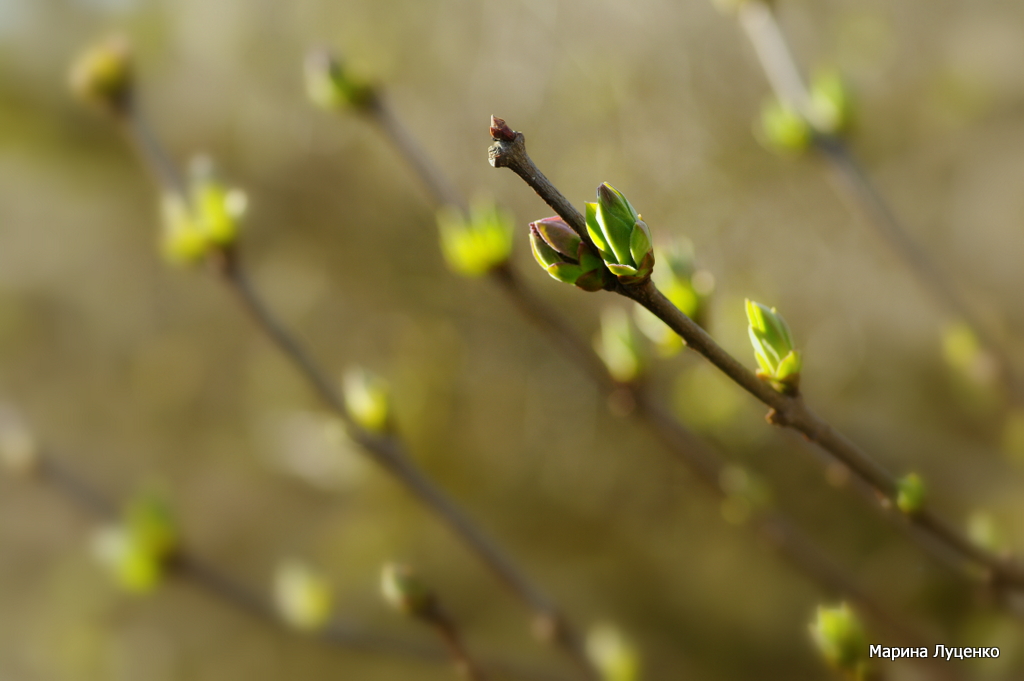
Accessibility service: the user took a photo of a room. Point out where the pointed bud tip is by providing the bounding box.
[490,116,516,142]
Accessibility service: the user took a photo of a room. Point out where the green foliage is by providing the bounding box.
[380,563,435,618]
[896,473,926,514]
[437,200,514,277]
[342,366,392,433]
[69,37,133,112]
[584,183,654,284]
[161,156,247,264]
[745,299,802,393]
[304,49,377,110]
[529,216,614,291]
[586,623,641,681]
[92,491,178,594]
[757,99,811,154]
[809,603,868,680]
[274,560,334,631]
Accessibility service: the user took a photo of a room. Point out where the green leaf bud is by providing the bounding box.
[586,623,641,681]
[810,68,854,136]
[810,603,869,679]
[160,157,246,265]
[92,490,177,594]
[896,473,926,514]
[437,200,514,277]
[304,49,376,111]
[342,367,392,433]
[381,563,436,619]
[274,559,334,631]
[585,183,655,283]
[757,98,811,154]
[529,217,614,291]
[968,511,1003,553]
[188,156,247,247]
[69,37,133,114]
[595,307,645,383]
[746,299,801,393]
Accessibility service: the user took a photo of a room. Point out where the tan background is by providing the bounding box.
[2,0,1024,678]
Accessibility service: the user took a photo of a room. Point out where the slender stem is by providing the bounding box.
[115,103,596,678]
[427,607,490,681]
[341,94,948,659]
[488,118,1024,594]
[735,0,1020,400]
[22,453,570,681]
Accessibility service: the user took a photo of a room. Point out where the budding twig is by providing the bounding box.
[88,58,593,680]
[312,82,947,660]
[733,0,1020,401]
[21,452,567,681]
[488,117,1024,599]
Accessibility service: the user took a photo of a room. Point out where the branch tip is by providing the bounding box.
[489,116,515,142]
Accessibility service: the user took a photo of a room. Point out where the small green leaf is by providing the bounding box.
[606,263,639,277]
[810,603,868,679]
[342,367,391,433]
[586,623,641,681]
[758,98,811,154]
[275,560,334,631]
[896,473,926,514]
[628,220,652,266]
[585,202,611,256]
[547,262,585,284]
[381,563,435,619]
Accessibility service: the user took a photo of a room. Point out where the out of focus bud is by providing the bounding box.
[585,183,654,284]
[438,200,514,277]
[381,562,436,619]
[274,559,334,630]
[810,603,868,680]
[304,49,376,111]
[595,307,645,383]
[342,367,392,433]
[810,68,854,136]
[745,299,801,394]
[70,37,133,113]
[161,156,247,265]
[757,98,811,154]
[529,216,614,291]
[586,623,641,681]
[92,490,177,594]
[968,511,1003,553]
[0,406,38,475]
[896,473,926,515]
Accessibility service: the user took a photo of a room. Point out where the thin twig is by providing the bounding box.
[21,453,570,681]
[734,0,1020,400]
[327,93,949,660]
[110,102,597,678]
[487,118,1024,596]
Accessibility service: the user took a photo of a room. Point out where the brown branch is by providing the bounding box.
[321,88,950,662]
[487,117,1024,598]
[23,453,568,681]
[110,101,596,679]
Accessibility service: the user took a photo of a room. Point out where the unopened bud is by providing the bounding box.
[810,603,868,678]
[585,183,654,284]
[381,562,435,619]
[274,559,334,631]
[304,49,376,111]
[746,299,801,394]
[896,473,926,515]
[342,367,392,433]
[70,37,133,114]
[437,200,514,277]
[586,623,641,681]
[529,216,613,291]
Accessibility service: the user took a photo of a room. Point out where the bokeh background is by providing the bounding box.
[2,0,1024,679]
